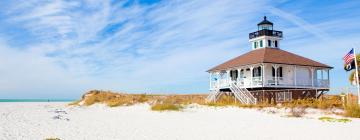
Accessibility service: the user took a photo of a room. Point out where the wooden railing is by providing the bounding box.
[211,78,329,90]
[230,82,256,104]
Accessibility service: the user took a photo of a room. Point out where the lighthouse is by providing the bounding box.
[206,16,332,104]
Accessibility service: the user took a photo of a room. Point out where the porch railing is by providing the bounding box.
[211,77,329,90]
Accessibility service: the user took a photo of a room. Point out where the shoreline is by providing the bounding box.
[0,99,75,102]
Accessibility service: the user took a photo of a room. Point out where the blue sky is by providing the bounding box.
[0,0,360,99]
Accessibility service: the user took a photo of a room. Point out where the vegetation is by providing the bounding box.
[204,95,238,107]
[70,90,206,107]
[74,91,343,110]
[344,102,360,118]
[319,117,351,123]
[72,90,360,118]
[282,96,342,109]
[45,138,60,140]
[151,103,183,111]
[67,100,81,106]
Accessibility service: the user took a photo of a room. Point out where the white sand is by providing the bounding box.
[0,102,359,140]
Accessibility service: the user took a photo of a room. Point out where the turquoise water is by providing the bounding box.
[0,99,75,102]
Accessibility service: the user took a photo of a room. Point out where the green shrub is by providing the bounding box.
[319,117,351,123]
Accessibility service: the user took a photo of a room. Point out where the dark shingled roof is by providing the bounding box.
[208,48,332,72]
[257,16,273,26]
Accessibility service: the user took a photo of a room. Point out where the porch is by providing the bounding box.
[209,63,330,90]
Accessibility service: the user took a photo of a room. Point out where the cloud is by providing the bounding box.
[0,0,270,98]
[269,7,330,40]
[0,0,360,98]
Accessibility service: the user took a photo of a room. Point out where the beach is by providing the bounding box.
[0,102,359,140]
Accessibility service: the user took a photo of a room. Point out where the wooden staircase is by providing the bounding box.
[206,90,221,102]
[229,82,257,104]
[206,82,257,104]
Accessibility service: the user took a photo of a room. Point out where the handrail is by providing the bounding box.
[234,83,256,104]
[230,82,256,104]
[206,89,220,102]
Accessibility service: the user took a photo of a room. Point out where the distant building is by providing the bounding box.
[207,16,332,104]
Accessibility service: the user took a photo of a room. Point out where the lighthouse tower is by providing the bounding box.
[249,16,283,50]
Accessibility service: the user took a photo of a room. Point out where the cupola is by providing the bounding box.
[249,16,283,50]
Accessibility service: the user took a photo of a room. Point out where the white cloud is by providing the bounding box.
[1,0,359,98]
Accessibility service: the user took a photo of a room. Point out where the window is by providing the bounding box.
[230,70,238,80]
[260,40,263,47]
[278,67,283,77]
[240,69,244,78]
[275,40,278,48]
[220,71,226,79]
[272,67,283,77]
[268,40,271,47]
[253,66,262,77]
[254,42,257,49]
[260,25,272,30]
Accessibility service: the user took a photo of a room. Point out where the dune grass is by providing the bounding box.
[71,90,206,107]
[151,103,183,111]
[75,90,343,110]
[45,138,60,140]
[72,90,360,118]
[344,103,360,118]
[68,90,157,107]
[282,96,342,109]
[67,100,81,106]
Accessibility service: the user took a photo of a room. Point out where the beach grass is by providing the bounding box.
[68,100,81,106]
[282,96,342,109]
[72,90,206,107]
[76,90,343,110]
[151,103,183,111]
[45,138,60,140]
[73,90,360,118]
[344,103,360,118]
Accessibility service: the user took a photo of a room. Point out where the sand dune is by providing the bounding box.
[0,102,359,140]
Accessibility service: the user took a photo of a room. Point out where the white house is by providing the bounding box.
[207,16,332,104]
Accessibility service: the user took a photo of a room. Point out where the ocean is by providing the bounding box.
[0,99,75,102]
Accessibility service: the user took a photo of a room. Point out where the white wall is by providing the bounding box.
[296,67,312,86]
[261,64,316,86]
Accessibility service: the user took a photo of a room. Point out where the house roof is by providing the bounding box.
[208,48,332,72]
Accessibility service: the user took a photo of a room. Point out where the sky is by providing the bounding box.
[0,0,360,99]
